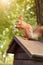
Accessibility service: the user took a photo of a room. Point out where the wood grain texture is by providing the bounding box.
[14,36,43,59]
[14,60,43,65]
[14,44,24,53]
[35,0,43,25]
[14,44,43,61]
[15,52,30,60]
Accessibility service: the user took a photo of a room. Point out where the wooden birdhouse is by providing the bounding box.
[7,36,43,65]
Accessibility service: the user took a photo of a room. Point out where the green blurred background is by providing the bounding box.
[0,0,37,65]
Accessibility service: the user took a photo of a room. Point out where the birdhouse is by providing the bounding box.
[7,36,43,65]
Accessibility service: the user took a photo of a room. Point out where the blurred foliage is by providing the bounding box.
[0,0,37,62]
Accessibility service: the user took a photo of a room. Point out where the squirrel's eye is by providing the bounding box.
[18,22,20,24]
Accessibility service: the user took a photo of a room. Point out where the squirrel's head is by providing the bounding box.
[15,16,24,29]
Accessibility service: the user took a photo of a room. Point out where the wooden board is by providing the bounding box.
[14,60,43,65]
[14,36,43,60]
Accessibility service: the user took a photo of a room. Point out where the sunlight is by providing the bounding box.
[1,0,10,6]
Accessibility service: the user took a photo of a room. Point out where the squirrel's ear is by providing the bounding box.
[18,16,23,20]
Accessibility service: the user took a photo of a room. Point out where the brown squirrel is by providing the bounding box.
[15,16,43,40]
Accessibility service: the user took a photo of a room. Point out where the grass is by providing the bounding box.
[0,63,13,65]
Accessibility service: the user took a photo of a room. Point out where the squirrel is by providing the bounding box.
[15,16,43,40]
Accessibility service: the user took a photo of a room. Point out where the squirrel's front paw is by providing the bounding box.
[22,36,28,40]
